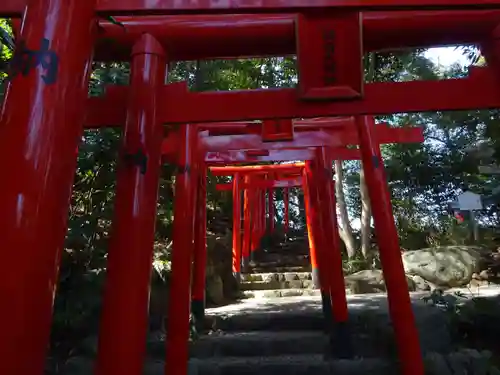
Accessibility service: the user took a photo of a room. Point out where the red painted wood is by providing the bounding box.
[86,68,500,125]
[4,0,500,17]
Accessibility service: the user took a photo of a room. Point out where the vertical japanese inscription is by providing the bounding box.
[323,28,336,86]
[9,38,59,84]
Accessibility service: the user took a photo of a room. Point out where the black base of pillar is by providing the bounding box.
[233,272,241,283]
[250,248,257,262]
[320,291,354,359]
[242,256,250,272]
[320,291,333,334]
[311,267,320,288]
[326,321,354,359]
[191,299,205,332]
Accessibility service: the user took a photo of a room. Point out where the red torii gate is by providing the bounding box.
[84,67,500,125]
[202,119,422,269]
[216,176,304,191]
[163,119,383,347]
[200,117,423,359]
[215,174,303,237]
[2,0,498,16]
[3,2,500,375]
[211,164,306,276]
[12,11,500,61]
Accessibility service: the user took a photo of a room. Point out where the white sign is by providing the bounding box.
[457,191,483,211]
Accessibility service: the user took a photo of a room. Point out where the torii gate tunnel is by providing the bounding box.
[1,1,500,375]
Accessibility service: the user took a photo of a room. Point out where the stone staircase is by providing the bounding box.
[240,271,318,298]
[151,241,499,374]
[62,237,500,375]
[137,293,499,375]
[240,248,320,299]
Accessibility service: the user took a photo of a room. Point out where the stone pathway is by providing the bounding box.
[152,284,495,375]
[180,244,500,375]
[62,280,500,375]
[213,284,500,316]
[61,242,500,375]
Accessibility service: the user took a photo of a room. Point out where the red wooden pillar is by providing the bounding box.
[355,116,424,375]
[284,187,290,233]
[165,124,198,375]
[242,175,252,272]
[304,161,334,341]
[191,166,207,328]
[259,187,266,240]
[268,188,275,233]
[95,34,166,375]
[315,147,352,359]
[0,1,96,374]
[250,187,260,259]
[302,170,320,288]
[232,173,242,281]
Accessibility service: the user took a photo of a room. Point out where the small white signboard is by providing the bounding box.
[457,191,483,211]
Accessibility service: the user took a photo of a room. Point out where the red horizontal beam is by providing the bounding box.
[216,178,302,191]
[198,125,423,153]
[209,163,304,176]
[205,149,315,164]
[85,67,500,125]
[85,11,500,60]
[12,11,498,61]
[199,118,356,136]
[3,0,500,17]
[205,146,362,172]
[204,145,362,163]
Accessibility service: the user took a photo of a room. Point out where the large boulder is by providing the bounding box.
[402,246,483,287]
[206,274,225,305]
[205,232,240,305]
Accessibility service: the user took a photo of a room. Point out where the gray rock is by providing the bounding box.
[284,273,300,281]
[402,246,482,287]
[411,275,431,291]
[286,280,304,289]
[263,273,279,283]
[207,275,225,305]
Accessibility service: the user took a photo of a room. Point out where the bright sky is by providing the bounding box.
[424,46,470,67]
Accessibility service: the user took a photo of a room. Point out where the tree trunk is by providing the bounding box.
[359,166,372,258]
[334,160,357,258]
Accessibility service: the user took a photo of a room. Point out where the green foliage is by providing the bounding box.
[342,252,381,275]
[0,19,13,96]
[422,289,500,348]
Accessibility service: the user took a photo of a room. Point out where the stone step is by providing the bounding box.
[242,289,320,298]
[190,331,329,358]
[250,260,310,268]
[146,330,400,359]
[241,272,313,283]
[241,280,315,291]
[60,349,500,375]
[249,266,311,273]
[205,295,453,354]
[251,253,309,262]
[146,355,397,375]
[264,245,309,254]
[254,253,309,260]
